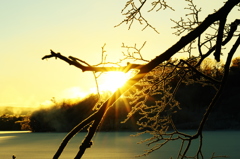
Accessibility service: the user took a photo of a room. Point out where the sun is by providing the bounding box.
[98,71,132,92]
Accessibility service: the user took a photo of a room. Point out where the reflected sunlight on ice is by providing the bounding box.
[1,131,240,159]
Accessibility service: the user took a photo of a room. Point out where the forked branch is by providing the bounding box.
[43,0,240,158]
[42,50,144,73]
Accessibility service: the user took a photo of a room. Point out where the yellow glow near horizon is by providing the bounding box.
[39,72,133,107]
[1,1,239,109]
[60,87,87,99]
[38,87,88,108]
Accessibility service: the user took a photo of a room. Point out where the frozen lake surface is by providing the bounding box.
[0,131,239,159]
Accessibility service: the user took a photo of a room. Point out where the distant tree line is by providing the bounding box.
[1,57,240,131]
[0,114,29,131]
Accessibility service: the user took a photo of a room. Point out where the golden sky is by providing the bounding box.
[0,0,239,108]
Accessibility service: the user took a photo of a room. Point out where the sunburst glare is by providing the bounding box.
[98,71,134,93]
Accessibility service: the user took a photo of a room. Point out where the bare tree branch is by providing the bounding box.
[42,50,144,73]
[43,0,240,158]
[214,17,227,62]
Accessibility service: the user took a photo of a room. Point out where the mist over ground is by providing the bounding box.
[1,59,240,131]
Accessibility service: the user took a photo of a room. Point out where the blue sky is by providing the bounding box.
[0,0,239,108]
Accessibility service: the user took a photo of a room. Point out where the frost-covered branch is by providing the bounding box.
[43,0,240,158]
[115,0,174,33]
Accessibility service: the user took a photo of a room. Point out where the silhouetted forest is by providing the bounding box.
[1,58,240,131]
[0,107,31,131]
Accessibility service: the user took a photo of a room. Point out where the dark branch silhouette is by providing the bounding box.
[41,0,240,158]
[42,50,144,73]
